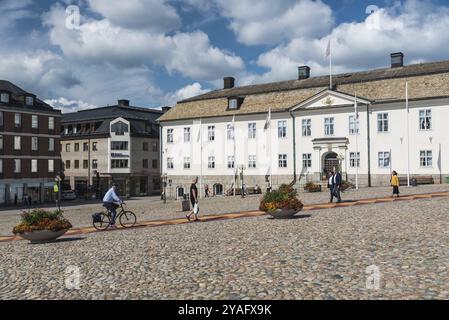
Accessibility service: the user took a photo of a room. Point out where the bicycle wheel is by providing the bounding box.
[93,212,111,231]
[119,211,137,228]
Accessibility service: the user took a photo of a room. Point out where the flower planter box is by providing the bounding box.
[20,229,69,244]
[304,185,322,193]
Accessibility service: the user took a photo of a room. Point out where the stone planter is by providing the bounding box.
[268,208,302,219]
[19,229,69,244]
[304,185,322,193]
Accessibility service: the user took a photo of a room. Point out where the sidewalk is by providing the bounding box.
[2,189,448,243]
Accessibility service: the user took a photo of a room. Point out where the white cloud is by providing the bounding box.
[87,0,181,32]
[203,0,334,45]
[45,97,98,113]
[163,82,210,106]
[242,0,449,84]
[43,4,244,81]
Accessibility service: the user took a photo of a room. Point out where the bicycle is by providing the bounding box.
[92,203,137,231]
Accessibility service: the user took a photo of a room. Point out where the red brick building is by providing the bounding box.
[0,80,61,206]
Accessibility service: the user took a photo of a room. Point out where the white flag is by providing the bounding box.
[230,115,235,139]
[325,39,331,58]
[354,93,358,119]
[264,107,271,130]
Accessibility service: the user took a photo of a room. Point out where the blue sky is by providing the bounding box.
[2,0,449,112]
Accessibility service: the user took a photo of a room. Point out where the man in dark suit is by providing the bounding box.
[332,167,342,203]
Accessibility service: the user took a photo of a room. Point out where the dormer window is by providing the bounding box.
[228,96,244,110]
[0,93,10,103]
[25,96,34,106]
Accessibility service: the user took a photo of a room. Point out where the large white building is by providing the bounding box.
[158,53,449,198]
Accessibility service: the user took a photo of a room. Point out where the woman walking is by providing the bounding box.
[391,171,400,197]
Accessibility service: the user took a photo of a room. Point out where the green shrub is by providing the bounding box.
[259,184,303,212]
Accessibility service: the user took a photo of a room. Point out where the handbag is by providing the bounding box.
[193,203,199,215]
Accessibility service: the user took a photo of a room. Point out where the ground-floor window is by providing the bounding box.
[420,150,432,167]
[167,158,174,169]
[302,153,312,168]
[227,156,235,169]
[208,156,215,169]
[278,154,288,168]
[378,151,390,168]
[214,184,223,195]
[184,157,191,169]
[350,152,360,167]
[248,155,256,168]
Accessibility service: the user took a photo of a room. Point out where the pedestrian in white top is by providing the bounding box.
[102,183,123,229]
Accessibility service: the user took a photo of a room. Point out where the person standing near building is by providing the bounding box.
[327,170,335,203]
[204,184,210,198]
[186,177,199,221]
[391,171,400,197]
[332,167,342,203]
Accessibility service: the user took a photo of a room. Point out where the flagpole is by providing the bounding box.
[406,82,410,186]
[233,115,236,197]
[355,94,359,190]
[268,108,272,189]
[329,40,332,89]
[406,82,410,187]
[199,118,203,198]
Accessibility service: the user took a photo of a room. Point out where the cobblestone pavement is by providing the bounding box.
[1,193,449,299]
[1,184,449,236]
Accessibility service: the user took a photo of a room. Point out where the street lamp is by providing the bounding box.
[239,165,246,198]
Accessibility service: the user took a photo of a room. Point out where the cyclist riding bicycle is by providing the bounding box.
[102,183,123,229]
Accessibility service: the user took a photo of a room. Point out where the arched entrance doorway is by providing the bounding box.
[323,152,339,177]
[213,183,223,196]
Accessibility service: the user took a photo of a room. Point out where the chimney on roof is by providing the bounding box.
[162,106,171,113]
[298,66,311,80]
[118,99,130,107]
[223,77,235,89]
[390,52,404,68]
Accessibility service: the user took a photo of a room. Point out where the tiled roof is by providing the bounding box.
[158,60,449,122]
[0,80,58,113]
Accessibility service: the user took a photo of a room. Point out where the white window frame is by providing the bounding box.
[350,152,360,167]
[420,150,433,167]
[167,129,174,144]
[0,135,3,150]
[302,119,311,136]
[14,136,21,150]
[378,151,390,168]
[31,159,38,173]
[184,127,191,143]
[278,121,287,138]
[48,117,54,130]
[208,156,215,169]
[324,117,334,136]
[0,159,2,173]
[419,109,432,131]
[167,157,174,169]
[31,115,38,129]
[31,136,38,151]
[0,111,3,126]
[377,113,389,132]
[229,99,238,109]
[302,153,312,168]
[0,93,9,103]
[25,96,34,106]
[227,156,235,169]
[278,154,288,168]
[184,157,191,169]
[226,124,234,140]
[248,155,257,168]
[248,122,256,139]
[48,138,54,151]
[348,115,359,135]
[208,126,215,141]
[14,159,21,173]
[48,159,54,173]
[14,113,21,128]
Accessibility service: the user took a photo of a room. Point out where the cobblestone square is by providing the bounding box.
[1,185,449,299]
